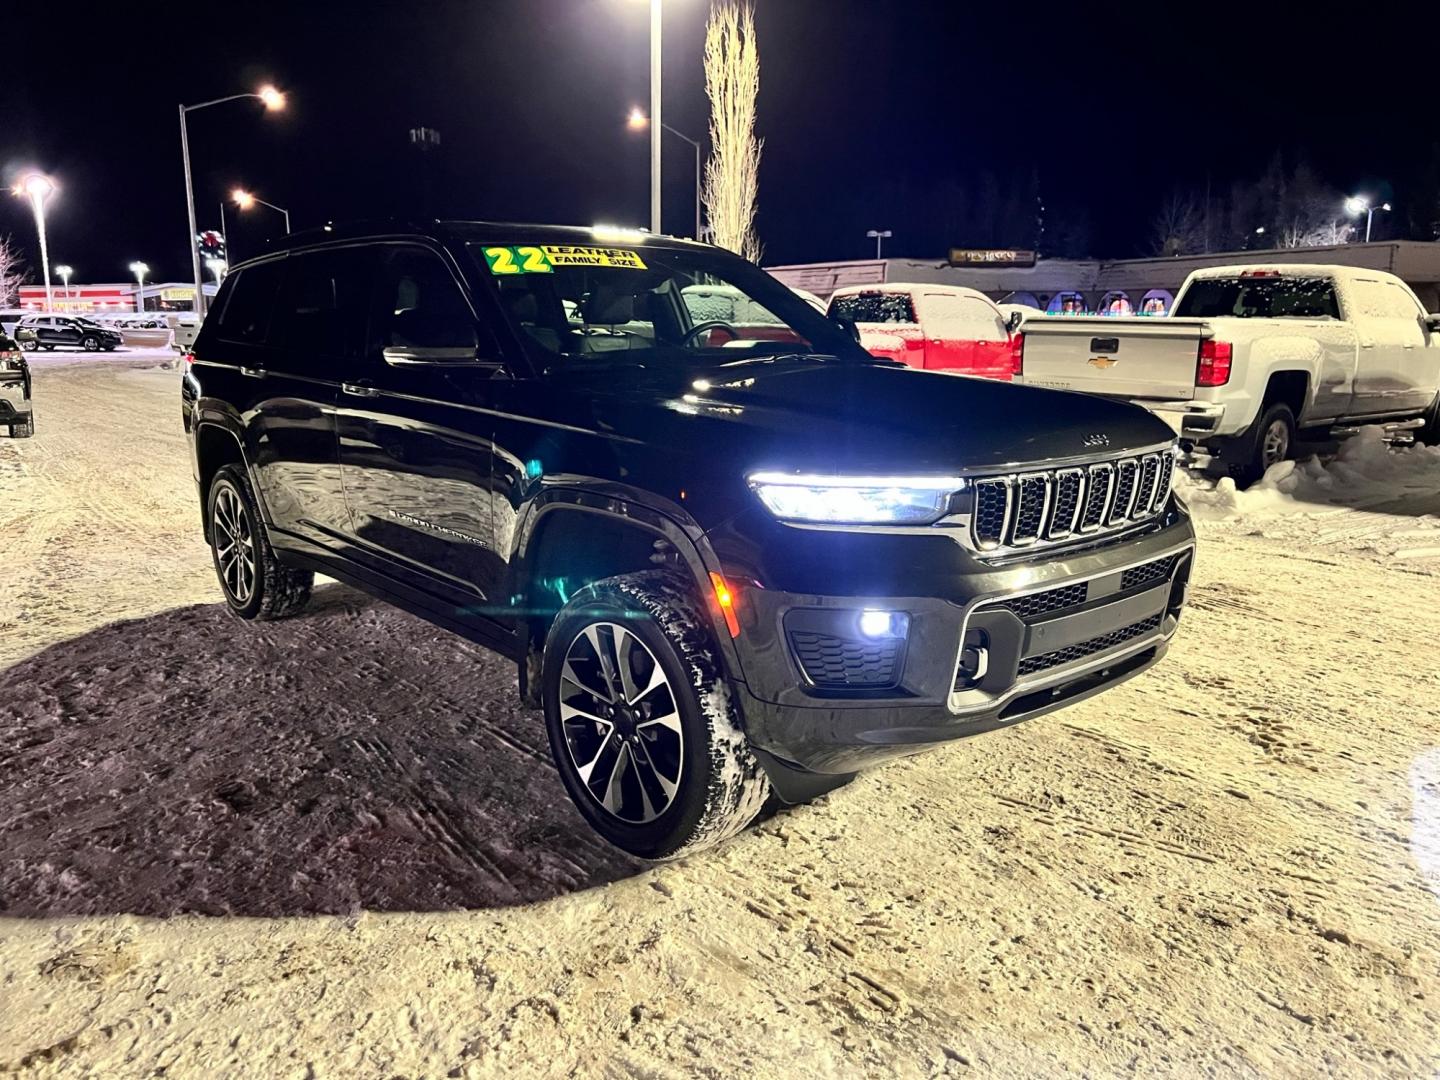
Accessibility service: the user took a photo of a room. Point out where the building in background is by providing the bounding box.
[768,241,1440,315]
[17,281,219,314]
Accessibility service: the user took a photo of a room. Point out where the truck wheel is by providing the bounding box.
[207,464,313,620]
[1418,392,1440,447]
[1219,403,1295,487]
[542,570,771,860]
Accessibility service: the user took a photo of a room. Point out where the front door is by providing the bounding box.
[335,243,509,611]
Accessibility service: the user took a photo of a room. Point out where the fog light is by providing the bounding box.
[858,610,906,638]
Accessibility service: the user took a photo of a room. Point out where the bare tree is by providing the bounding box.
[1151,190,1205,256]
[0,236,25,308]
[701,0,763,261]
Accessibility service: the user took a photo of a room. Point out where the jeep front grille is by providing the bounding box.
[970,448,1176,554]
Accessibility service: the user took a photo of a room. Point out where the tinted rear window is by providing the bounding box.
[830,293,916,324]
[215,260,285,344]
[1175,277,1340,320]
[272,248,373,372]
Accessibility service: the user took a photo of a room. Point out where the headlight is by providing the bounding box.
[747,471,965,525]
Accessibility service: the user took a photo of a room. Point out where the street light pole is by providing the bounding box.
[55,264,73,307]
[866,229,892,259]
[179,104,203,318]
[1345,196,1391,243]
[649,0,662,234]
[179,86,285,318]
[233,189,291,234]
[129,262,148,313]
[13,175,56,312]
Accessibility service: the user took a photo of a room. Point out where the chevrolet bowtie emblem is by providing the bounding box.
[1087,356,1119,369]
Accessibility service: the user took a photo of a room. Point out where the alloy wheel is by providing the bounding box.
[213,485,256,605]
[83,336,99,351]
[1261,419,1290,468]
[558,622,684,824]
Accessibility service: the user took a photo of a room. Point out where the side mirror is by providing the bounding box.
[1425,313,1440,334]
[832,314,861,343]
[1005,311,1024,334]
[382,344,504,371]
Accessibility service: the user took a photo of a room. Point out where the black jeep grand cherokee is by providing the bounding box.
[182,222,1195,858]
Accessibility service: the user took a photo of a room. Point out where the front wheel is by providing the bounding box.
[207,464,313,620]
[81,335,100,352]
[542,570,771,860]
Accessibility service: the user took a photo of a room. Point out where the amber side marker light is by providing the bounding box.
[709,572,741,638]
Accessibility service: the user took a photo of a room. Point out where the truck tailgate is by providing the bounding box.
[1019,317,1209,401]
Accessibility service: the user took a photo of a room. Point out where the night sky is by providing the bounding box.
[2,0,1431,286]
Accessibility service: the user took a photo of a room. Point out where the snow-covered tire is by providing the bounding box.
[1218,402,1295,488]
[541,569,770,860]
[207,464,313,621]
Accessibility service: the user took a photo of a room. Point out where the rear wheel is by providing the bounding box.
[542,570,770,860]
[1217,403,1295,487]
[207,464,313,620]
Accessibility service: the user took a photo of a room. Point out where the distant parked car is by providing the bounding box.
[0,309,28,337]
[15,314,123,352]
[827,283,1016,380]
[172,313,201,353]
[0,331,33,437]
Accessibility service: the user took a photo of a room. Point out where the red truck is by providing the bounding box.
[827,283,1017,380]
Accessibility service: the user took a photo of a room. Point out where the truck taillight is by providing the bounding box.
[1009,332,1025,376]
[1197,339,1232,387]
[182,351,196,366]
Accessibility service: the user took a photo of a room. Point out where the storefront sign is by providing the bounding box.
[947,249,1037,268]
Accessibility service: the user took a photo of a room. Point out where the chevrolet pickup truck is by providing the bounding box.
[1014,265,1440,482]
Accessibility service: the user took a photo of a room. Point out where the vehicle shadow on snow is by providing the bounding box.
[0,584,646,918]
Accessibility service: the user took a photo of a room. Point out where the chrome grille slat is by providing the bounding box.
[968,449,1176,556]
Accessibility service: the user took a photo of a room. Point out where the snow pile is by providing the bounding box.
[1177,426,1440,522]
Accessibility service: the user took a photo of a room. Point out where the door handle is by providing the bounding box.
[342,381,379,398]
[239,366,267,378]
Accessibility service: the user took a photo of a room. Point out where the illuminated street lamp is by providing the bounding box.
[54,264,74,306]
[627,108,702,240]
[232,188,291,234]
[180,84,285,316]
[1345,196,1391,243]
[866,229,893,259]
[11,173,56,312]
[129,261,149,313]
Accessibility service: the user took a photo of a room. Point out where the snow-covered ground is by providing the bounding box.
[2,358,1439,1076]
[1178,430,1440,564]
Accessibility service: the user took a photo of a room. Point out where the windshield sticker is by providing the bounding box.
[482,246,554,275]
[483,244,648,274]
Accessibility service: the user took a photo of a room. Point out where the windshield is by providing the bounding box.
[1175,276,1341,319]
[468,241,870,370]
[829,292,916,324]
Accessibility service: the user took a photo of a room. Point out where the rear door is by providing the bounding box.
[956,294,1012,380]
[1349,278,1433,414]
[918,292,971,371]
[256,246,371,548]
[335,242,509,607]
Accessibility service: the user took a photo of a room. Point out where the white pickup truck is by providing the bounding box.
[1014,265,1440,481]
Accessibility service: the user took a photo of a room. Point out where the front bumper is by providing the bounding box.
[721,512,1195,776]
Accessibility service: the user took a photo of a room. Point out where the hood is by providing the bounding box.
[579,358,1174,475]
